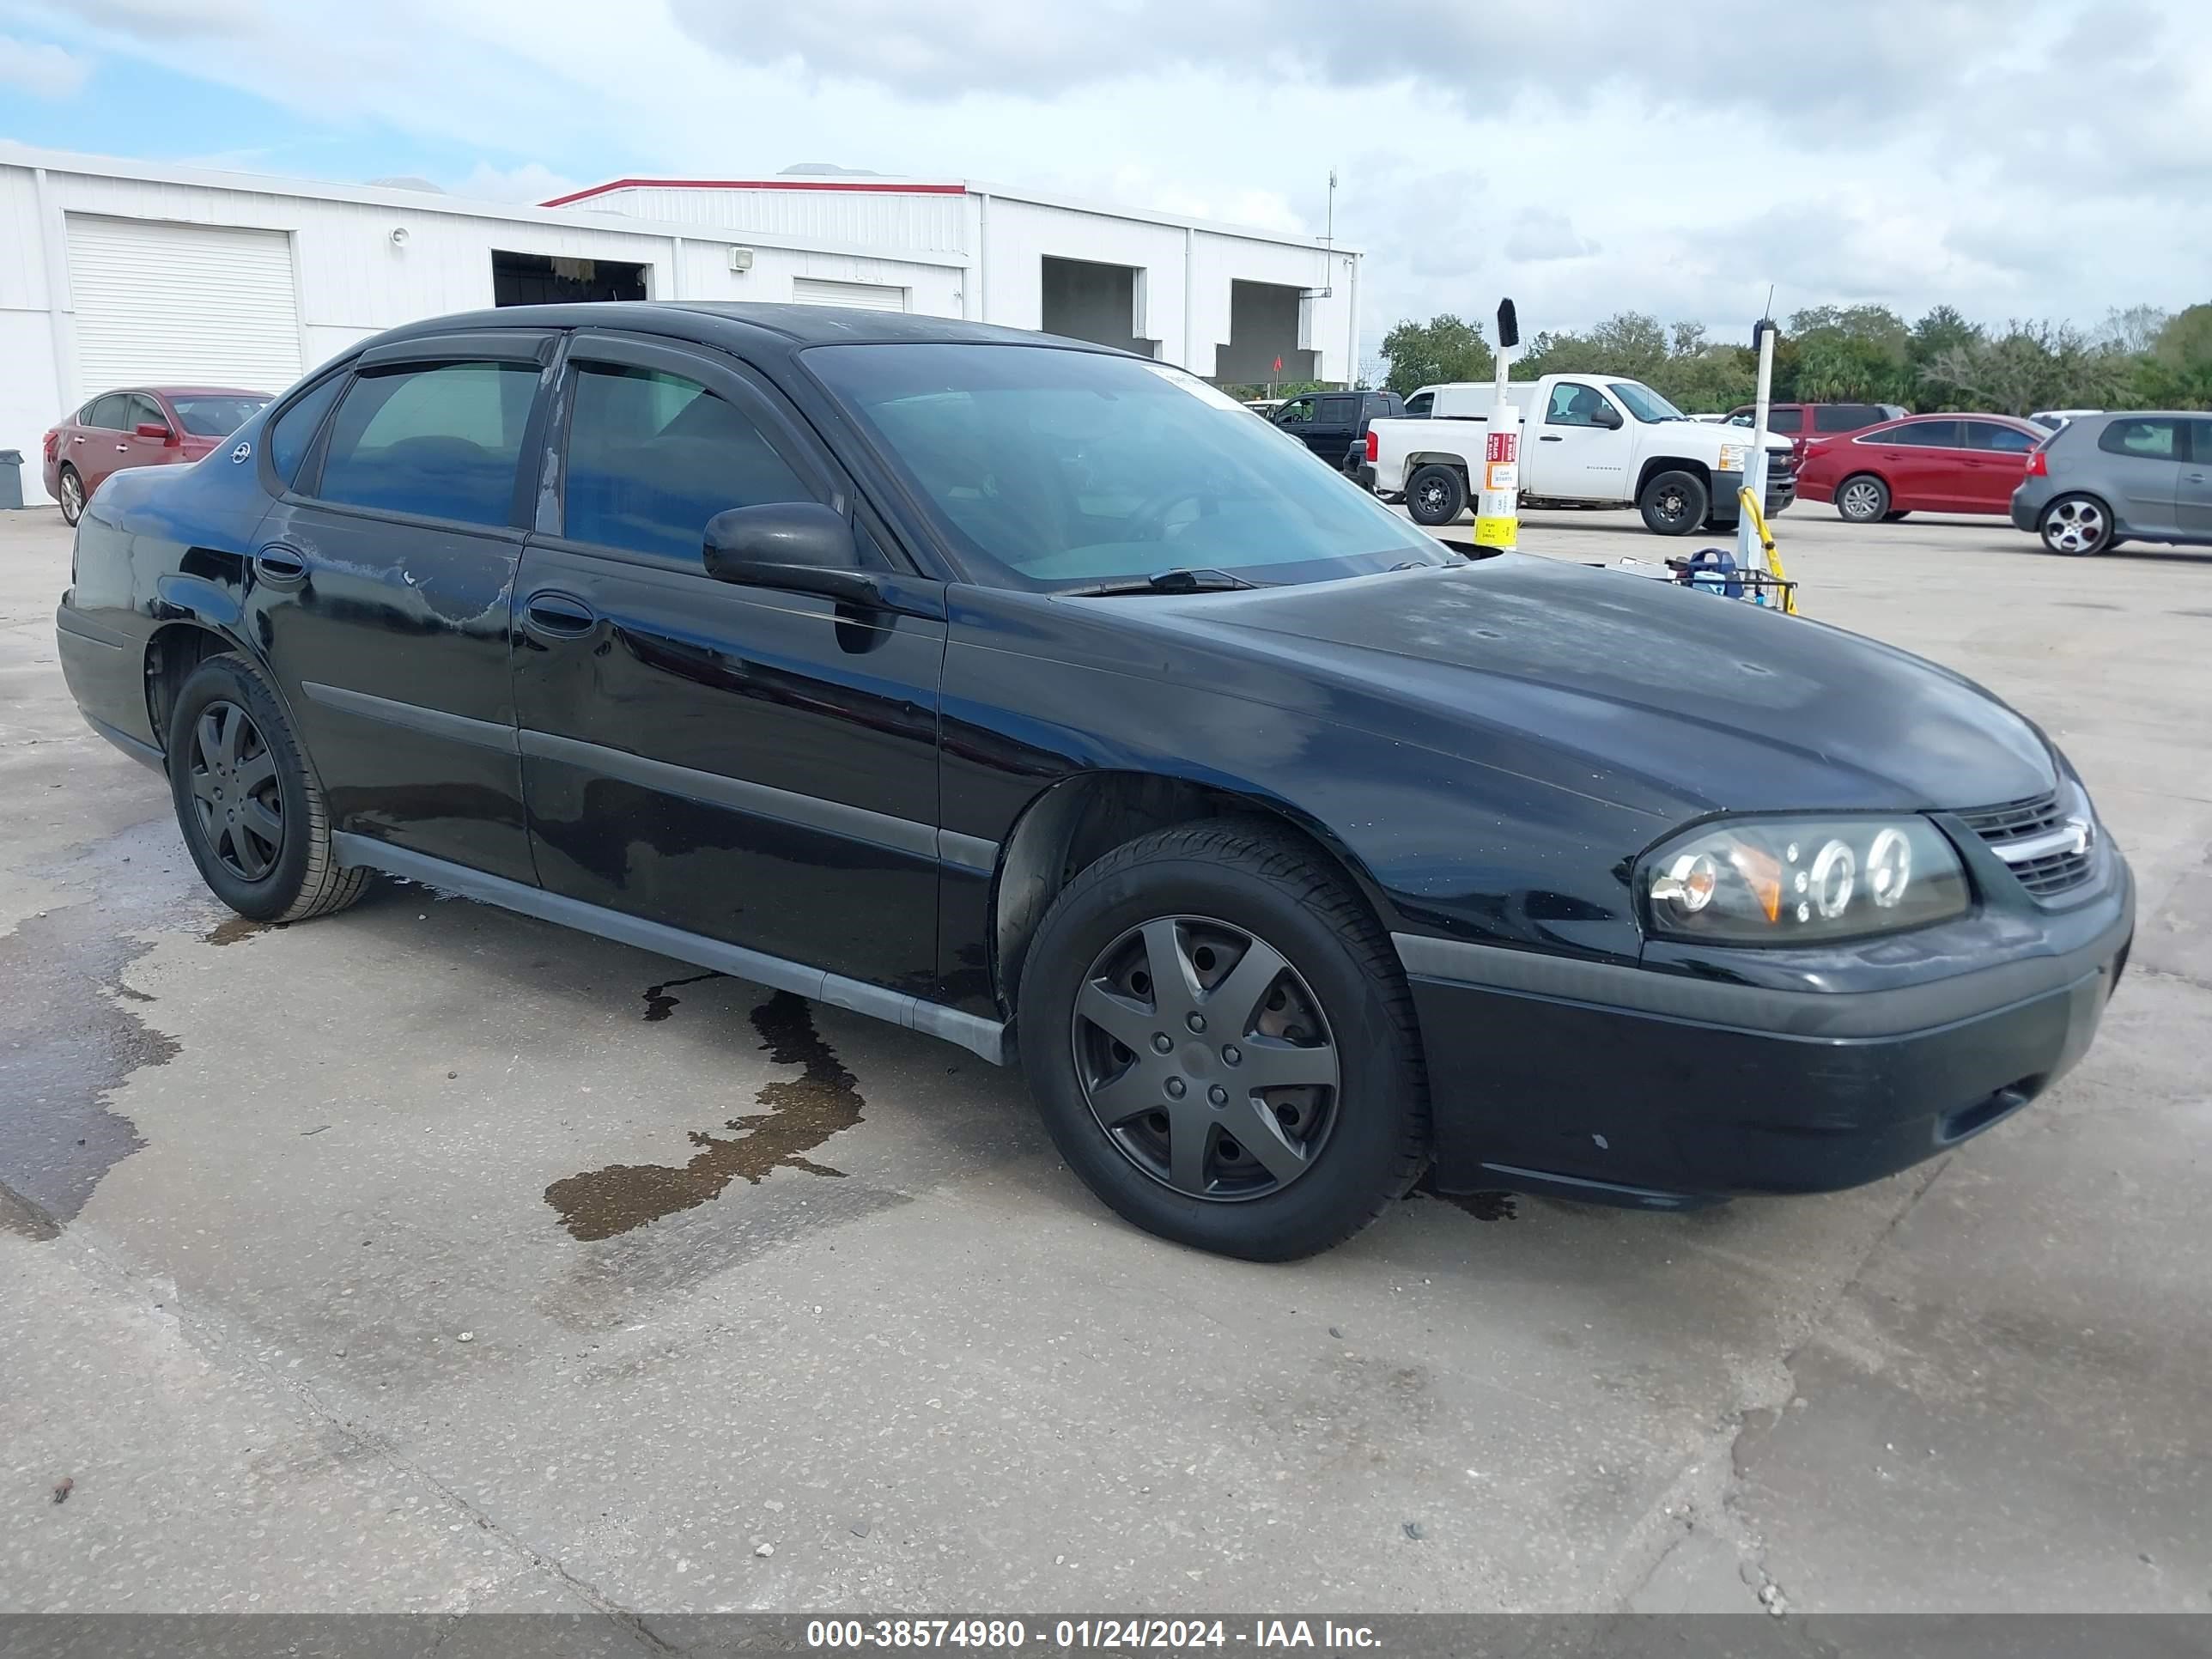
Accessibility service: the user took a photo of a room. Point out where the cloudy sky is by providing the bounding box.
[3,0,2207,362]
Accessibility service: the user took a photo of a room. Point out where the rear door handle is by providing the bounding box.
[115,443,130,453]
[252,547,308,586]
[524,591,598,638]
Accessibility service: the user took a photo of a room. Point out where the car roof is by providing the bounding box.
[83,385,269,402]
[361,301,1125,359]
[1878,411,2044,429]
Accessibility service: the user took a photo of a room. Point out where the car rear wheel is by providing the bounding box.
[2040,495,2112,556]
[1405,464,1468,526]
[1638,470,1709,536]
[167,653,369,923]
[57,465,85,527]
[1836,475,1890,523]
[1017,820,1428,1261]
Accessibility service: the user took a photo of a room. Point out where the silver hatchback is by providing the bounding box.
[2011,411,2212,554]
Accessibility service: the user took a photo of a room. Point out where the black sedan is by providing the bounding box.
[54,303,2133,1260]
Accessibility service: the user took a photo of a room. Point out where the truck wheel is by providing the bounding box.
[167,653,370,924]
[1837,475,1890,523]
[1406,465,1468,526]
[1638,470,1708,536]
[1018,819,1429,1261]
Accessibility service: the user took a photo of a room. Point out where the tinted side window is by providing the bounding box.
[2192,421,2212,464]
[1767,407,1803,433]
[1545,382,1606,427]
[562,362,814,562]
[1276,398,1316,426]
[1403,392,1433,419]
[1814,404,1872,433]
[1967,422,2036,453]
[126,394,167,432]
[86,394,131,430]
[266,374,348,490]
[2099,418,2182,460]
[1319,395,1358,423]
[1894,420,1960,447]
[315,361,538,527]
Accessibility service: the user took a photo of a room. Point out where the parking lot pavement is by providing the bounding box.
[3,501,2207,1620]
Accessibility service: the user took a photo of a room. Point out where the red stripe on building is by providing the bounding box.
[541,177,969,207]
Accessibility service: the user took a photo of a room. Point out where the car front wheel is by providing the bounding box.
[2041,495,2113,556]
[1018,820,1429,1261]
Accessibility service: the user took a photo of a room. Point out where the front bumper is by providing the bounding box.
[1707,468,1797,525]
[1397,856,2133,1208]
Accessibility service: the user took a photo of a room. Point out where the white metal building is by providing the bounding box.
[0,145,1361,507]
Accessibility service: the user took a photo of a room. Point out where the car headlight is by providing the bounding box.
[1641,816,1970,945]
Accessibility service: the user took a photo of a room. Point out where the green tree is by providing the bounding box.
[1378,314,1494,394]
[2135,304,2212,405]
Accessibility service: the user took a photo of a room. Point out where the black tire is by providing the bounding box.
[1835,474,1890,524]
[1017,819,1429,1261]
[167,653,368,923]
[57,465,85,527]
[1405,464,1468,527]
[1881,509,1911,522]
[2039,493,2113,556]
[1638,469,1709,536]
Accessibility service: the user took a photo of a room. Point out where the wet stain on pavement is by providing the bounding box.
[544,990,865,1241]
[641,970,722,1022]
[0,827,191,1227]
[0,1179,62,1241]
[204,915,271,946]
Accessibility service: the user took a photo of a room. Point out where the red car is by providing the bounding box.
[1798,413,2047,524]
[41,386,272,526]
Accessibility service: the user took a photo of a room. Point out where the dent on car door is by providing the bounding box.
[511,332,947,994]
[247,333,554,884]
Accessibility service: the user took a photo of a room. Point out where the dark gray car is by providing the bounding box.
[2011,411,2212,554]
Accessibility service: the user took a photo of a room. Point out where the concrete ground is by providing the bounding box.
[3,500,2208,1622]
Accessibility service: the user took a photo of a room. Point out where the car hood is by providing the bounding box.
[1138,556,2055,817]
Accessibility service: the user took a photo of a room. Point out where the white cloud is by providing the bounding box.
[0,33,91,97]
[449,160,583,204]
[9,0,2209,363]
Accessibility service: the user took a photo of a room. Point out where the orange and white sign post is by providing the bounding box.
[1471,298,1522,550]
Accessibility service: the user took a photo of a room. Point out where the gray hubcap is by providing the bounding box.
[2045,499,2105,553]
[1071,915,1340,1200]
[61,472,82,516]
[188,700,283,881]
[1840,479,1882,519]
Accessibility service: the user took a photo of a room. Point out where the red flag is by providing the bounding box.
[1272,355,1284,373]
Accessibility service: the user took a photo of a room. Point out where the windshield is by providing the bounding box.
[805,344,1449,590]
[1607,381,1686,423]
[171,395,270,437]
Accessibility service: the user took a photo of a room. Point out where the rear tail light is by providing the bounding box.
[2024,449,2048,477]
[41,429,58,463]
[1364,429,1378,463]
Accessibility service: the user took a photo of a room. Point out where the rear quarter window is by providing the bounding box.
[2098,418,2182,460]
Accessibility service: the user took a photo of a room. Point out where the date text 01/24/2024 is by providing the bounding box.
[805,1620,1382,1650]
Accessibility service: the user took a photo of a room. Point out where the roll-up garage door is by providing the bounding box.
[66,216,303,394]
[792,276,908,312]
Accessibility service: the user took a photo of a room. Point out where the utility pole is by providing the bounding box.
[1473,298,1522,551]
[1736,313,1779,573]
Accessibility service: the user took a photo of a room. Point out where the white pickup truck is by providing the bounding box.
[1358,374,1797,536]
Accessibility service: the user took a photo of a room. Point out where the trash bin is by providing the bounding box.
[0,451,22,511]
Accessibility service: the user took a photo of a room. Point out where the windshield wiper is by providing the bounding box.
[1060,568,1266,597]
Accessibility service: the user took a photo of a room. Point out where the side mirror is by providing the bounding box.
[135,422,175,442]
[1592,404,1624,429]
[702,502,876,604]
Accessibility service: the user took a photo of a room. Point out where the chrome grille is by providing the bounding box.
[1956,788,2096,899]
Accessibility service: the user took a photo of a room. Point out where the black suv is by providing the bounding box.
[1272,389,1403,470]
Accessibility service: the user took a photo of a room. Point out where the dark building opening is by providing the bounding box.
[491,251,648,306]
[1041,256,1157,357]
[1216,280,1316,385]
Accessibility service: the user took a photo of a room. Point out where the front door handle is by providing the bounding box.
[523,592,598,638]
[1540,434,1565,442]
